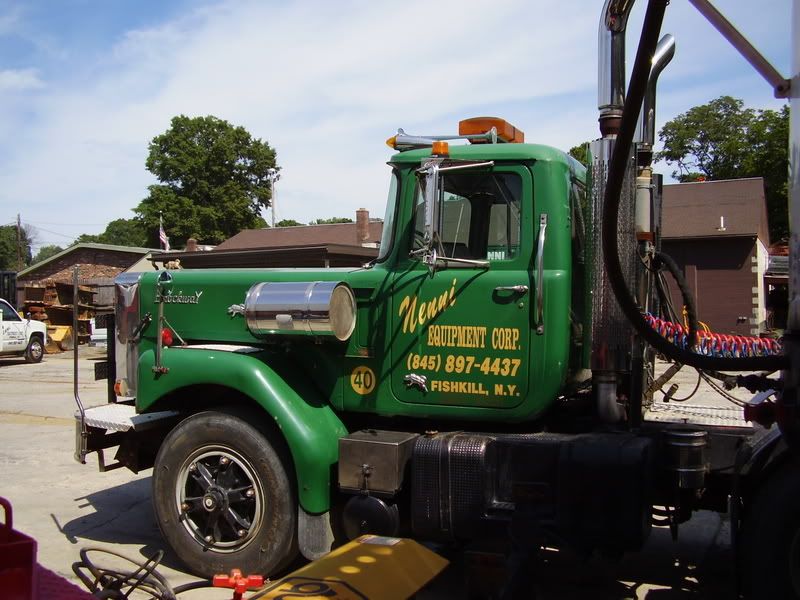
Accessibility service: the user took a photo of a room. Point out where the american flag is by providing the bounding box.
[159,216,170,251]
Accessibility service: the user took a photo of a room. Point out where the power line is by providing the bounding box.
[28,226,79,239]
[26,220,107,226]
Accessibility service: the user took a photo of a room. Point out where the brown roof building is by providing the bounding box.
[15,243,157,307]
[660,177,770,336]
[152,209,385,269]
[216,219,382,251]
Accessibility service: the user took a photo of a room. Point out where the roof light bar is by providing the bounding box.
[459,117,525,143]
[386,117,524,151]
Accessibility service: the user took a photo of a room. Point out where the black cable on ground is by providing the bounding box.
[600,0,787,372]
[72,547,213,599]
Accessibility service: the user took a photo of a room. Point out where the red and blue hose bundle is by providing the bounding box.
[643,314,781,358]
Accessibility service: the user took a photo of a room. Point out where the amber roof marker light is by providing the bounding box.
[459,117,525,143]
[431,141,450,156]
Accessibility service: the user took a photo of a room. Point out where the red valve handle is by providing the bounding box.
[213,569,265,600]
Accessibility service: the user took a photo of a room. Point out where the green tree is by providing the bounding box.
[75,233,101,244]
[32,244,64,264]
[99,218,147,247]
[310,217,354,225]
[74,218,146,247]
[656,96,789,240]
[276,219,303,227]
[568,142,590,168]
[0,225,33,271]
[135,115,277,247]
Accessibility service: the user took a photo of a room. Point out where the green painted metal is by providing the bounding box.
[137,346,347,513]
[131,140,589,502]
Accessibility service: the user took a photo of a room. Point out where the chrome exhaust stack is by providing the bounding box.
[592,0,639,422]
[592,1,676,423]
[635,34,676,163]
[597,0,637,137]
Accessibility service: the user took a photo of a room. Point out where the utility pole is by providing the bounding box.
[270,171,279,228]
[16,213,22,271]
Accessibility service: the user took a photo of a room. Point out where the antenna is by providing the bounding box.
[717,216,727,231]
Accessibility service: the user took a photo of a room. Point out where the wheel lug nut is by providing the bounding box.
[219,457,230,466]
[245,488,255,498]
[237,529,247,538]
[181,503,190,512]
[204,535,214,544]
[188,463,196,472]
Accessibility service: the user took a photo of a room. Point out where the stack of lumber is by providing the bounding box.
[22,282,97,351]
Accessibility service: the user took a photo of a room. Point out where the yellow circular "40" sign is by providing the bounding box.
[350,366,376,395]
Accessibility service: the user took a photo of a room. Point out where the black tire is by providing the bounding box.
[24,335,44,363]
[741,460,800,599]
[152,410,297,578]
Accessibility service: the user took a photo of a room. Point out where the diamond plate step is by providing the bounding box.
[76,403,179,432]
[644,402,752,429]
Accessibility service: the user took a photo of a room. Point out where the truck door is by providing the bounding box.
[391,165,533,409]
[0,299,26,353]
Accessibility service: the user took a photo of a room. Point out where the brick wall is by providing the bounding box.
[18,248,144,284]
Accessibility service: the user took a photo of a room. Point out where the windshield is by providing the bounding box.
[377,170,399,261]
[412,171,522,261]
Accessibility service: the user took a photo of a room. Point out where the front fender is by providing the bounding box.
[137,347,347,514]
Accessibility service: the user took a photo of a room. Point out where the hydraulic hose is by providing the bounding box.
[601,0,787,372]
[652,251,699,349]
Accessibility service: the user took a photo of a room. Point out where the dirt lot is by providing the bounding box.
[0,348,754,598]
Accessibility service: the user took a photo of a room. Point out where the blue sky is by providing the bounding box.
[0,0,792,251]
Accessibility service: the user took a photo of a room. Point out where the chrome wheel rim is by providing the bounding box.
[175,445,263,552]
[29,340,42,361]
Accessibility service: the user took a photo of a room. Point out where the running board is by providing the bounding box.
[74,403,180,469]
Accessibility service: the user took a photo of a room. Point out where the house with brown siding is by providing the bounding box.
[661,177,770,336]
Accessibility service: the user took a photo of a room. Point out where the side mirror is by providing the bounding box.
[415,160,443,272]
[422,162,441,253]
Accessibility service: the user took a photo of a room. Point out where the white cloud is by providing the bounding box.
[0,0,792,247]
[0,68,43,91]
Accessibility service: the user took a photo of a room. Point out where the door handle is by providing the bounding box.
[535,213,548,335]
[494,285,529,294]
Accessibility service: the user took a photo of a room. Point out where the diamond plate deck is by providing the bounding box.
[76,403,179,432]
[644,402,752,429]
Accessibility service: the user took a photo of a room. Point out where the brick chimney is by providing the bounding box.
[186,238,198,252]
[356,208,369,245]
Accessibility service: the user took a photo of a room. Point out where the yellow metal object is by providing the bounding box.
[46,326,72,353]
[260,535,448,599]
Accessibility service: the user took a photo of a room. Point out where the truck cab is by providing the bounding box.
[76,117,600,577]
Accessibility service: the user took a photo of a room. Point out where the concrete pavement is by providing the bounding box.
[0,349,743,598]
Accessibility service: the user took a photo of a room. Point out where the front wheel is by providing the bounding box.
[24,335,43,363]
[740,460,800,599]
[152,410,297,578]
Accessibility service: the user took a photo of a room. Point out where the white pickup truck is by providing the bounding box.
[0,298,46,363]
